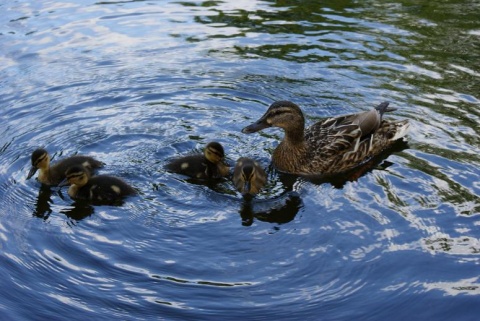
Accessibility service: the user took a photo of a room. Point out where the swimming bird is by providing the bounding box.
[59,165,136,202]
[27,148,104,186]
[165,142,229,179]
[233,157,267,196]
[242,100,409,175]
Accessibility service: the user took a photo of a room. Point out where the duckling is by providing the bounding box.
[27,148,104,186]
[60,165,136,202]
[233,157,267,196]
[165,142,229,179]
[242,100,410,175]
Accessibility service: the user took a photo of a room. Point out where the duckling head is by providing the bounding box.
[27,148,50,179]
[204,142,225,164]
[59,165,89,188]
[242,101,305,134]
[234,158,266,196]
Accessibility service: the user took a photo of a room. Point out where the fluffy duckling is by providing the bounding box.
[60,165,137,202]
[27,148,104,186]
[233,157,267,196]
[165,142,229,179]
[242,101,410,175]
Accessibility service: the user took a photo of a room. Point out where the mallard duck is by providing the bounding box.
[242,100,409,175]
[59,165,137,202]
[26,148,104,186]
[165,142,229,179]
[233,157,267,196]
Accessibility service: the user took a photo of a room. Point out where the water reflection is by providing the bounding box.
[59,200,95,221]
[32,186,95,221]
[32,185,53,220]
[239,191,302,226]
[1,0,480,319]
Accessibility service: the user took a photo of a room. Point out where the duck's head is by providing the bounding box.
[241,101,305,134]
[59,165,89,188]
[204,142,225,164]
[234,158,266,195]
[27,148,50,179]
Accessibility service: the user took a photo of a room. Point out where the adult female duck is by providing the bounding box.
[242,100,409,175]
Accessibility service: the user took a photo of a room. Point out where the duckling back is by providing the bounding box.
[77,175,137,202]
[62,165,136,203]
[165,155,220,179]
[50,155,104,184]
[165,142,229,179]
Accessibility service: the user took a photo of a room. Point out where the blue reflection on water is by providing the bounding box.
[1,0,479,320]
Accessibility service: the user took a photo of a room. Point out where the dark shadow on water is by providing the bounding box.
[239,192,303,226]
[33,186,94,221]
[60,200,95,221]
[33,186,131,222]
[32,185,54,220]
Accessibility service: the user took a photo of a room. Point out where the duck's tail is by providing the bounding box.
[389,120,410,141]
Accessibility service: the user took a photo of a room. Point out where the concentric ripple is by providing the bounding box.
[1,1,479,320]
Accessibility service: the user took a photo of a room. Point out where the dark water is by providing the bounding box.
[1,0,479,320]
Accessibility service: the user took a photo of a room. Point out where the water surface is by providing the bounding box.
[1,0,479,320]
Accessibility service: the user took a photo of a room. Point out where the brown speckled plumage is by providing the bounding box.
[242,101,409,175]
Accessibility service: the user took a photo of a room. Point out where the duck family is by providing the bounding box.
[27,100,409,203]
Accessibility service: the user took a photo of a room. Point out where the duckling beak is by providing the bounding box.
[241,118,270,134]
[58,178,69,187]
[26,166,37,179]
[243,181,252,194]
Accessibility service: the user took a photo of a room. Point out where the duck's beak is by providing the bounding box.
[58,178,69,187]
[26,166,37,180]
[241,117,270,134]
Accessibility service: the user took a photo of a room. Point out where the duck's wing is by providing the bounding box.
[305,116,363,154]
[305,102,395,152]
[337,102,393,136]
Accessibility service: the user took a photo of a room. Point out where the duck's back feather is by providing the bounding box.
[48,156,103,185]
[302,118,409,174]
[74,175,136,202]
[166,155,227,179]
